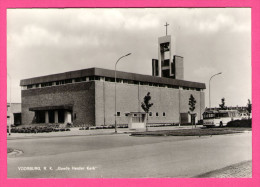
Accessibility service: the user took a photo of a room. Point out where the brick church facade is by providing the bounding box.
[20,33,206,126]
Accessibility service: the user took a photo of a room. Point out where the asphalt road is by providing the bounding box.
[7,132,252,178]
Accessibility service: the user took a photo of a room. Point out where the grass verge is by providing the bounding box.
[131,127,251,137]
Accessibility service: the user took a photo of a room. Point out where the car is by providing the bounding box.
[240,112,249,119]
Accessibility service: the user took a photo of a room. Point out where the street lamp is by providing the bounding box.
[209,72,222,109]
[7,73,12,135]
[115,53,131,133]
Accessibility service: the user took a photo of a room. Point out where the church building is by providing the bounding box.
[20,28,206,127]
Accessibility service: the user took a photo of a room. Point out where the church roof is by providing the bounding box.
[20,67,206,89]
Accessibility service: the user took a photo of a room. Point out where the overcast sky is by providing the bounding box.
[7,8,251,107]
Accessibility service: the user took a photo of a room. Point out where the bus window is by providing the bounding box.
[219,112,228,118]
[203,113,215,119]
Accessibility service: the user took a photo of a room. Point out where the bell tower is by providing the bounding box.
[152,23,184,80]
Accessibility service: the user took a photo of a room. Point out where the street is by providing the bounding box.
[7,132,252,178]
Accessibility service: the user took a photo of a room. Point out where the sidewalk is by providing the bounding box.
[7,125,200,139]
[195,160,252,178]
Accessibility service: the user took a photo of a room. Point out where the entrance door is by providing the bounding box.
[180,113,189,124]
[58,110,65,123]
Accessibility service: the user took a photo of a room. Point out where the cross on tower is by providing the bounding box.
[164,22,169,36]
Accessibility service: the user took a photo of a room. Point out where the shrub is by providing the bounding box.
[9,125,73,133]
[11,128,17,133]
[197,120,203,125]
[66,123,72,128]
[226,119,252,128]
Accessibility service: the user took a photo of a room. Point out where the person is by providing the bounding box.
[220,121,223,127]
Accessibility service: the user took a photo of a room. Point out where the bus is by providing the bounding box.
[202,110,241,127]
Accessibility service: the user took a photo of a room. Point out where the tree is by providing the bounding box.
[189,94,196,112]
[141,92,153,131]
[247,99,252,117]
[188,94,197,128]
[219,97,227,110]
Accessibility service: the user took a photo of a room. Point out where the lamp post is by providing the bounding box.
[209,72,222,109]
[7,73,12,135]
[114,53,131,133]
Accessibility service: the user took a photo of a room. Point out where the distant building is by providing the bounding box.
[20,33,206,127]
[7,103,21,126]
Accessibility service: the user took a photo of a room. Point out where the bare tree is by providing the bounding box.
[141,92,153,131]
[247,99,252,118]
[188,94,197,128]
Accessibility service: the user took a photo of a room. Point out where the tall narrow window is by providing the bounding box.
[48,111,55,123]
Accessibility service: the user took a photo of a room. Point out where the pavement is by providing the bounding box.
[196,160,252,178]
[7,130,251,178]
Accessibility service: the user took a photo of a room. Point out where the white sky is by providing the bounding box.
[7,8,251,107]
